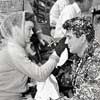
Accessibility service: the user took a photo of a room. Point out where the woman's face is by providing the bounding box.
[25,21,34,43]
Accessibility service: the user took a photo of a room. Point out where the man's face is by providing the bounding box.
[25,21,34,43]
[66,31,83,54]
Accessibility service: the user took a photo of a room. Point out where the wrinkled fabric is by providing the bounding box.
[50,0,70,27]
[35,74,60,100]
[54,2,81,38]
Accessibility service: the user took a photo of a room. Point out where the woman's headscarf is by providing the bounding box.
[0,11,26,47]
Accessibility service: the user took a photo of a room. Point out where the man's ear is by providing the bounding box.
[80,34,86,43]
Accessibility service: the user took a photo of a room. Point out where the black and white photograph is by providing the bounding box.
[0,0,100,100]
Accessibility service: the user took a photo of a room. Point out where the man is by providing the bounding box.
[54,0,93,39]
[57,16,100,100]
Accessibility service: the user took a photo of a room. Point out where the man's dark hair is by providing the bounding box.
[63,17,95,43]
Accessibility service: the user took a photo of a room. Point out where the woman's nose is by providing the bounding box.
[31,30,34,35]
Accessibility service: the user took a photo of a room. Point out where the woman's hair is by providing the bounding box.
[25,12,35,23]
[63,17,95,43]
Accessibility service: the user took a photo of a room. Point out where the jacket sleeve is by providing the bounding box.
[8,45,59,82]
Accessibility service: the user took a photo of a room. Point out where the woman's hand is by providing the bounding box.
[55,37,67,57]
[38,33,55,46]
[25,43,36,56]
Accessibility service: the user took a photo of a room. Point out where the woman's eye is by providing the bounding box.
[28,28,32,31]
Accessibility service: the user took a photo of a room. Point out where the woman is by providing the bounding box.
[0,11,66,100]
